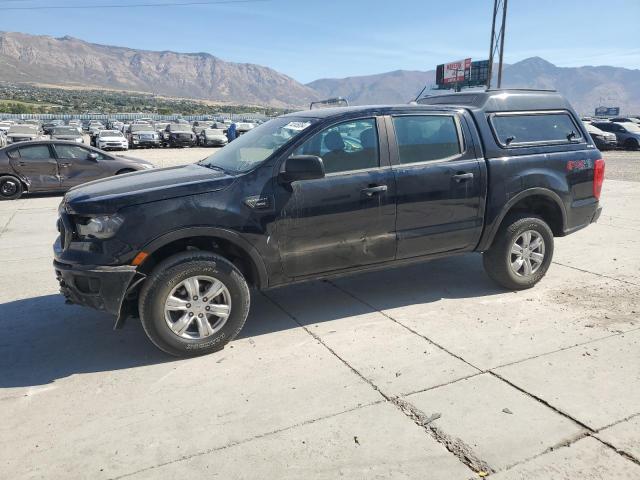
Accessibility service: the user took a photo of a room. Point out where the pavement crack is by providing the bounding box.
[489,371,594,432]
[393,397,494,475]
[109,400,383,480]
[0,210,17,239]
[592,434,640,467]
[594,411,640,433]
[326,280,483,372]
[262,291,489,476]
[491,326,640,371]
[553,261,639,286]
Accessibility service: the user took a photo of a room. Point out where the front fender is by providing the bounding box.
[141,226,270,288]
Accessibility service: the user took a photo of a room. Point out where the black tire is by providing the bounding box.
[624,139,639,151]
[138,251,250,357]
[483,214,554,290]
[0,175,24,200]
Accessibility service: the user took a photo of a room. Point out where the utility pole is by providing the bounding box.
[487,0,508,89]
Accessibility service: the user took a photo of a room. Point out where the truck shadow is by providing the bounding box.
[0,254,501,388]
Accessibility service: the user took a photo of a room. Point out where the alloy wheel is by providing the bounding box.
[510,230,545,277]
[163,275,232,340]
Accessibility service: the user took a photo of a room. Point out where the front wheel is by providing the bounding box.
[138,251,250,357]
[483,214,554,290]
[0,175,24,200]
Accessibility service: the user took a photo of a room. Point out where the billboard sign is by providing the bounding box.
[441,58,472,84]
[595,106,620,117]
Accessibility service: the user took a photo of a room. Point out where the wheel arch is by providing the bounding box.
[478,188,567,251]
[137,227,269,289]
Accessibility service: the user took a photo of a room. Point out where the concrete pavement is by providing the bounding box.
[0,177,639,479]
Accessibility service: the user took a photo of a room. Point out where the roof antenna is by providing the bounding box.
[413,85,429,103]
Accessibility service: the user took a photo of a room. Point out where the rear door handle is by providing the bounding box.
[361,185,388,197]
[452,172,474,182]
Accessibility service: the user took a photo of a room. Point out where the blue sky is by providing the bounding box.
[1,0,638,83]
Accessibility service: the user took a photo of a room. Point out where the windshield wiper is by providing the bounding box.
[198,163,227,173]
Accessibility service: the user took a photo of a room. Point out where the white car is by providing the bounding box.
[96,130,129,151]
[0,122,12,134]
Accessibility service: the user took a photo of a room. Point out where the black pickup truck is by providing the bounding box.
[54,90,604,357]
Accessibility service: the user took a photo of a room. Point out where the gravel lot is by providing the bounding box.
[1,145,639,479]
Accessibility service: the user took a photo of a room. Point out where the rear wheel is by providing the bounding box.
[0,175,24,200]
[139,251,250,357]
[483,214,554,290]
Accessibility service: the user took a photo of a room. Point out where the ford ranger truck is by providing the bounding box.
[54,90,604,357]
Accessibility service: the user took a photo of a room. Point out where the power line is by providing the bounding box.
[1,0,270,10]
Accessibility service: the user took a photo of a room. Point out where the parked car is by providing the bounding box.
[192,120,212,131]
[127,124,161,149]
[6,125,40,144]
[42,120,65,135]
[50,126,84,143]
[235,122,255,136]
[53,89,604,357]
[163,123,196,148]
[0,121,12,135]
[609,117,640,125]
[583,122,617,150]
[0,131,6,148]
[88,122,105,134]
[0,140,154,200]
[592,121,640,150]
[197,128,228,147]
[96,130,129,151]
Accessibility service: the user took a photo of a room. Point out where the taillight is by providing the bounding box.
[593,158,605,200]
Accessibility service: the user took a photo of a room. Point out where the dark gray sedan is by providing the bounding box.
[0,140,155,200]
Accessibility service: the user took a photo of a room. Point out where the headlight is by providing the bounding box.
[76,214,124,239]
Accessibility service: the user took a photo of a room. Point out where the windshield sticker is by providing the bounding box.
[283,121,313,131]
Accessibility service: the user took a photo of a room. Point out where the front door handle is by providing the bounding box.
[361,185,388,197]
[452,172,474,182]
[59,162,72,167]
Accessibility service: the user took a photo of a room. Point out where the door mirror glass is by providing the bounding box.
[87,152,98,161]
[281,155,325,182]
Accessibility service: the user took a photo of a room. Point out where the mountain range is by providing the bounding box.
[1,31,639,114]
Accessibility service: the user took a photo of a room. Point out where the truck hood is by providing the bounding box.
[64,164,235,214]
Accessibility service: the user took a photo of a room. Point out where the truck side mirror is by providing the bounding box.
[281,155,325,182]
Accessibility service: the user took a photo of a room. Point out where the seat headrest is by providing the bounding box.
[324,130,345,151]
[359,128,375,149]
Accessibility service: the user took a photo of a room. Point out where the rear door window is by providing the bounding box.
[17,145,52,159]
[392,115,462,164]
[491,112,582,146]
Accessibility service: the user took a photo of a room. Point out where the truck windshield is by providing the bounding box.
[200,117,316,173]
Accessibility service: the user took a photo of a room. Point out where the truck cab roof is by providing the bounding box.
[416,89,573,113]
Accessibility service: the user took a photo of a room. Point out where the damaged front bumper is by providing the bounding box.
[54,259,144,328]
